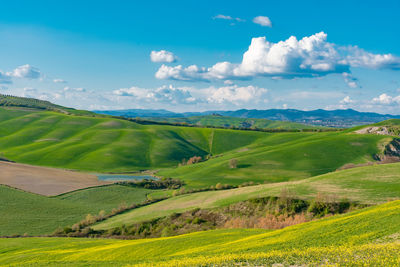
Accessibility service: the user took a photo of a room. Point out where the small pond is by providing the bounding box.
[97,174,157,181]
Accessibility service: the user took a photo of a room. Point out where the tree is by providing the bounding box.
[229,158,238,168]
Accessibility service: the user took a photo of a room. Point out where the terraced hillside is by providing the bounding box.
[1,200,399,266]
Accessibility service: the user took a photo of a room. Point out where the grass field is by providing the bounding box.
[1,200,399,266]
[159,130,389,187]
[94,162,400,230]
[0,107,263,173]
[0,107,394,188]
[0,161,109,195]
[0,184,153,236]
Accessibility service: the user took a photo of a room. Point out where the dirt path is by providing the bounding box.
[0,161,111,196]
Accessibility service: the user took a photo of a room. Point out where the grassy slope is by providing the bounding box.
[0,94,95,116]
[150,115,322,130]
[94,162,400,230]
[0,185,152,236]
[159,130,389,187]
[1,200,399,266]
[0,107,263,173]
[0,107,394,188]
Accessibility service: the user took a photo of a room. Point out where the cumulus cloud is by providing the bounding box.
[114,85,196,104]
[53,79,67,83]
[8,64,41,79]
[113,83,269,106]
[340,96,354,104]
[150,50,177,63]
[155,32,400,82]
[372,93,400,105]
[252,16,272,27]
[344,46,400,69]
[206,85,268,104]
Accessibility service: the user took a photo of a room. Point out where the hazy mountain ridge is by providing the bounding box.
[94,108,400,127]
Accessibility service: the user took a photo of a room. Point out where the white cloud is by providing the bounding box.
[252,16,272,27]
[371,93,400,105]
[113,84,268,106]
[150,50,177,63]
[114,85,196,104]
[155,32,400,82]
[344,46,400,69]
[22,87,38,98]
[8,64,41,79]
[155,64,210,81]
[0,71,12,84]
[342,72,359,88]
[206,85,268,104]
[213,14,244,22]
[340,96,354,104]
[53,79,67,83]
[63,86,86,92]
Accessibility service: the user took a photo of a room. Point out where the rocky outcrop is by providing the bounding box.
[355,126,391,135]
[374,138,400,163]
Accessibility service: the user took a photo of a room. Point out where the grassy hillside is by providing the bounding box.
[149,115,322,130]
[159,131,389,187]
[0,106,395,187]
[94,162,400,230]
[1,200,399,266]
[0,94,94,116]
[0,184,152,236]
[0,107,265,172]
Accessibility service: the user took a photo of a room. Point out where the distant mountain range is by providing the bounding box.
[93,108,400,128]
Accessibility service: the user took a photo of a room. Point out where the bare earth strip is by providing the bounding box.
[0,161,110,196]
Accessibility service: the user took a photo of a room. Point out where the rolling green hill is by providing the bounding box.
[1,200,399,266]
[93,162,400,230]
[148,114,323,130]
[159,130,390,187]
[0,94,94,116]
[0,107,268,173]
[0,184,152,236]
[0,106,393,188]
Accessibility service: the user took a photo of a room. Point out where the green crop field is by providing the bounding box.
[0,184,152,236]
[94,162,400,230]
[1,200,399,266]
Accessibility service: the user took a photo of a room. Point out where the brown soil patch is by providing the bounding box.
[0,161,111,196]
[100,121,123,128]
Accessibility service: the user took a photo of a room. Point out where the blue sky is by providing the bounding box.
[0,0,399,113]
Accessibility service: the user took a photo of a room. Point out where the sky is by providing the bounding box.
[0,0,400,113]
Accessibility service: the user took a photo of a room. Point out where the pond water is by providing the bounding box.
[97,174,157,181]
